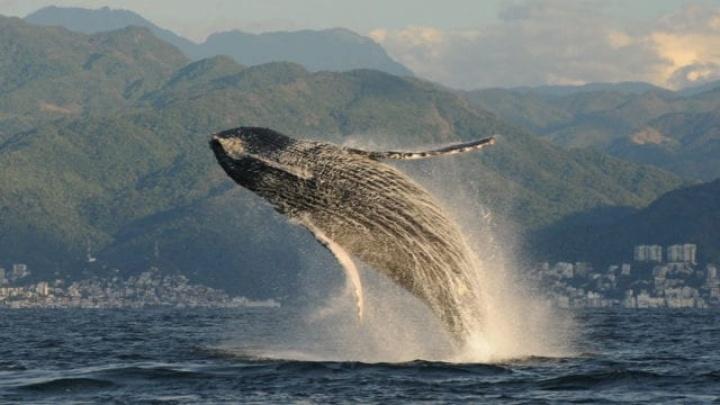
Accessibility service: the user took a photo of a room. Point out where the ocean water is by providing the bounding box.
[0,307,718,404]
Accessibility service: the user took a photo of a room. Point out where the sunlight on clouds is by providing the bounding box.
[372,2,720,90]
[607,31,633,49]
[711,15,720,30]
[368,28,387,43]
[651,32,702,85]
[371,26,445,46]
[649,6,720,88]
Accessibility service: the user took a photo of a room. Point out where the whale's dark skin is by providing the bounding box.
[210,127,495,340]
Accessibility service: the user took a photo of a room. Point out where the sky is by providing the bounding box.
[1,0,719,89]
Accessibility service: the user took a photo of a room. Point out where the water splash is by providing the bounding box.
[422,156,577,362]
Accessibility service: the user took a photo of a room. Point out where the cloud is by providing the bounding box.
[371,1,720,89]
[649,4,720,88]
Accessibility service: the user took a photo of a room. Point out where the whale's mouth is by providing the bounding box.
[211,134,247,159]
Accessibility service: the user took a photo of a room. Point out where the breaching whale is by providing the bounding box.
[210,127,495,340]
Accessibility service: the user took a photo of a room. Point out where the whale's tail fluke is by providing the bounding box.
[348,136,496,161]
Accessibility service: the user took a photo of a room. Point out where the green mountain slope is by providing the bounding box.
[0,19,685,297]
[0,16,187,138]
[536,179,720,265]
[608,111,720,181]
[467,85,720,181]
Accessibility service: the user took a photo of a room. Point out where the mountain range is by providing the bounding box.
[535,179,720,265]
[0,16,187,137]
[0,15,692,297]
[467,83,720,181]
[24,6,412,77]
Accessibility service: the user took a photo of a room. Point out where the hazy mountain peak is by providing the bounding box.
[196,27,413,76]
[26,5,150,33]
[25,5,198,56]
[509,81,670,97]
[24,5,413,77]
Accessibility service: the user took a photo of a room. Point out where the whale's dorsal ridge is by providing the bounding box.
[346,136,497,161]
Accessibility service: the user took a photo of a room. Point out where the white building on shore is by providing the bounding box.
[667,244,697,264]
[634,245,663,262]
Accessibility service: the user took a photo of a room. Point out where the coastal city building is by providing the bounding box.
[667,244,697,264]
[634,245,663,262]
[531,243,718,309]
[0,242,715,310]
[10,264,29,282]
[0,266,279,309]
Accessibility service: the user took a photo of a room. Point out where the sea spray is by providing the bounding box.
[419,155,577,361]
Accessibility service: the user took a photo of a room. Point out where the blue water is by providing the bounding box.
[0,308,718,403]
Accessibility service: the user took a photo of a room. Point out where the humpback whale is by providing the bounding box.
[210,127,495,340]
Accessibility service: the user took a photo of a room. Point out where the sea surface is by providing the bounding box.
[0,307,718,404]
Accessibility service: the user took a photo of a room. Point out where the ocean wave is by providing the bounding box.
[538,369,676,390]
[95,365,217,381]
[17,377,115,392]
[1,308,719,403]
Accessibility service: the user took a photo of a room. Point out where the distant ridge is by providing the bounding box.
[467,81,720,181]
[677,79,720,97]
[24,5,413,76]
[536,179,720,265]
[25,6,196,55]
[506,81,670,97]
[192,28,413,76]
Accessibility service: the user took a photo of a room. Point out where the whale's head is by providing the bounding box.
[210,127,310,192]
[210,127,294,159]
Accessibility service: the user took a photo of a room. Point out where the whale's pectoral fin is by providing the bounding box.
[347,136,496,161]
[299,218,364,321]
